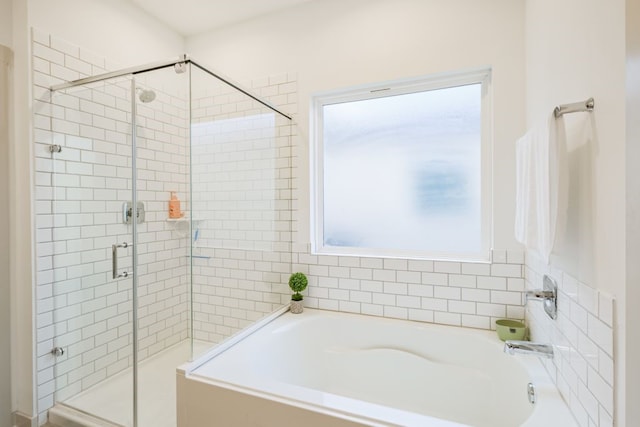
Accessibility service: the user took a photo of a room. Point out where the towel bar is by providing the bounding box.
[554,97,594,118]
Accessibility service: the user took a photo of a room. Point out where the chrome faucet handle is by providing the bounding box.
[525,275,558,320]
[525,289,555,302]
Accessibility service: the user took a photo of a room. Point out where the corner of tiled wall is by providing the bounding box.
[525,252,614,427]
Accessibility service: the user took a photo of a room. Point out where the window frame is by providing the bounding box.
[310,68,493,262]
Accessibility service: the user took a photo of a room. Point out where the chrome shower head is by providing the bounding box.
[136,87,156,103]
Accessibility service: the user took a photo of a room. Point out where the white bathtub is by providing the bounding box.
[177,308,577,427]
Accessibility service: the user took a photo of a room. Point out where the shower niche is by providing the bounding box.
[40,54,293,426]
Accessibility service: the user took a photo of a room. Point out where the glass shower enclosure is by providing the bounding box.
[41,56,293,426]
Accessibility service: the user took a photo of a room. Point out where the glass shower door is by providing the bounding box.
[130,65,191,427]
[46,75,136,426]
[46,66,191,426]
[41,55,293,427]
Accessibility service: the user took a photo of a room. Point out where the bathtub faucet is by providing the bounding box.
[525,275,558,319]
[525,289,555,301]
[504,341,554,359]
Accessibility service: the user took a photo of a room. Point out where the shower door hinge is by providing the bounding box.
[174,62,187,74]
[51,347,65,357]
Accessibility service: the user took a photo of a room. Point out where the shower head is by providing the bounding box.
[136,87,156,103]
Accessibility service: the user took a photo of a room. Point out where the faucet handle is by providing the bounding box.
[525,289,555,303]
[525,275,558,320]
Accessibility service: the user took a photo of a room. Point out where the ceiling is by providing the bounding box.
[127,0,314,37]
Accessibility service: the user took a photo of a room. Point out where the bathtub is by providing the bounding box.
[177,308,577,427]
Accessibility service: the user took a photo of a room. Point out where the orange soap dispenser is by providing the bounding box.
[169,191,183,218]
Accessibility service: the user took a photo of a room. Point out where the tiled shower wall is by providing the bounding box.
[133,82,191,362]
[189,77,295,343]
[525,253,614,427]
[32,29,190,414]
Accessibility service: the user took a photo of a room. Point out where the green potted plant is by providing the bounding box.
[288,272,308,314]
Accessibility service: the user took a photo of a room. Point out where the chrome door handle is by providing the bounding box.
[112,242,132,279]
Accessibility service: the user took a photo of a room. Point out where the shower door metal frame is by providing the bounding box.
[50,54,292,120]
[129,77,140,427]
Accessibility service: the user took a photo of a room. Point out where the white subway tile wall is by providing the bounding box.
[289,244,525,327]
[188,71,295,344]
[525,252,614,427]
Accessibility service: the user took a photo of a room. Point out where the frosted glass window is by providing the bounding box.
[313,71,491,260]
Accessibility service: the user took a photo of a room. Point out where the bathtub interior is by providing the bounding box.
[189,309,538,427]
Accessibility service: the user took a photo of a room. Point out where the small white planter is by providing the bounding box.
[290,300,304,314]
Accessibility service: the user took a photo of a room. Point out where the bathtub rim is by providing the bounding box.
[181,304,290,375]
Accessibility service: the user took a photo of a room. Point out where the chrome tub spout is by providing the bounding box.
[504,341,554,359]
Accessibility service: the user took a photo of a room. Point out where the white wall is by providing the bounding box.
[1,2,13,426]
[625,0,640,424]
[0,0,11,47]
[525,0,626,293]
[10,0,36,421]
[0,0,13,425]
[525,0,628,425]
[1,42,13,427]
[28,0,185,67]
[187,0,526,253]
[1,1,14,424]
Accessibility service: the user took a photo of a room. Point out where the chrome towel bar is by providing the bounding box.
[554,97,595,118]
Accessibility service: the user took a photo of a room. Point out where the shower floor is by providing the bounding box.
[60,340,212,427]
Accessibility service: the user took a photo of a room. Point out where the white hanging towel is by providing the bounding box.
[514,114,566,264]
